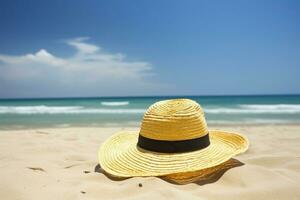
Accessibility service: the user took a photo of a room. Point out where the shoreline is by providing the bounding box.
[1,122,300,131]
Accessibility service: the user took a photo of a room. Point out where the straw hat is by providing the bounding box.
[98,99,249,177]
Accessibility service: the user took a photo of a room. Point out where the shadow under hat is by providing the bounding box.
[95,158,244,185]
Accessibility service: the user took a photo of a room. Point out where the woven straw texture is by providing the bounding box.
[163,158,243,184]
[98,99,249,178]
[140,99,208,141]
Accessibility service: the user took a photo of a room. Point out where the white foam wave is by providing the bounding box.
[0,106,145,114]
[208,119,299,124]
[1,104,300,115]
[101,101,129,106]
[204,104,300,114]
[239,104,300,110]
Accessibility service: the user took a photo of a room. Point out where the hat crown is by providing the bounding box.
[139,99,208,141]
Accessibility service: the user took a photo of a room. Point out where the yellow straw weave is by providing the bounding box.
[98,99,249,178]
[140,99,208,141]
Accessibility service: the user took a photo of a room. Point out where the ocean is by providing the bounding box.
[0,95,300,129]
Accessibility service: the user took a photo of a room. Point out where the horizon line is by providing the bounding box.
[0,93,300,100]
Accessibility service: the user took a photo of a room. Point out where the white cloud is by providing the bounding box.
[66,37,100,54]
[0,37,163,97]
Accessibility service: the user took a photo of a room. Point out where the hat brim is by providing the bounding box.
[98,130,249,177]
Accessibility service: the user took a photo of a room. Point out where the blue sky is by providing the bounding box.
[0,0,299,98]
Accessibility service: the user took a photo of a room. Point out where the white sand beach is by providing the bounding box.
[0,125,299,200]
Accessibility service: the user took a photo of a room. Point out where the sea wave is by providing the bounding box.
[101,101,129,106]
[208,119,299,124]
[0,106,145,114]
[204,104,300,114]
[239,104,300,110]
[1,104,300,115]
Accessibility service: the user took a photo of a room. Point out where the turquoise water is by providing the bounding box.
[0,95,300,129]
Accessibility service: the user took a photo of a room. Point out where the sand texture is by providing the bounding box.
[0,125,299,200]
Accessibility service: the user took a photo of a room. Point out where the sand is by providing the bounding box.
[0,125,299,200]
